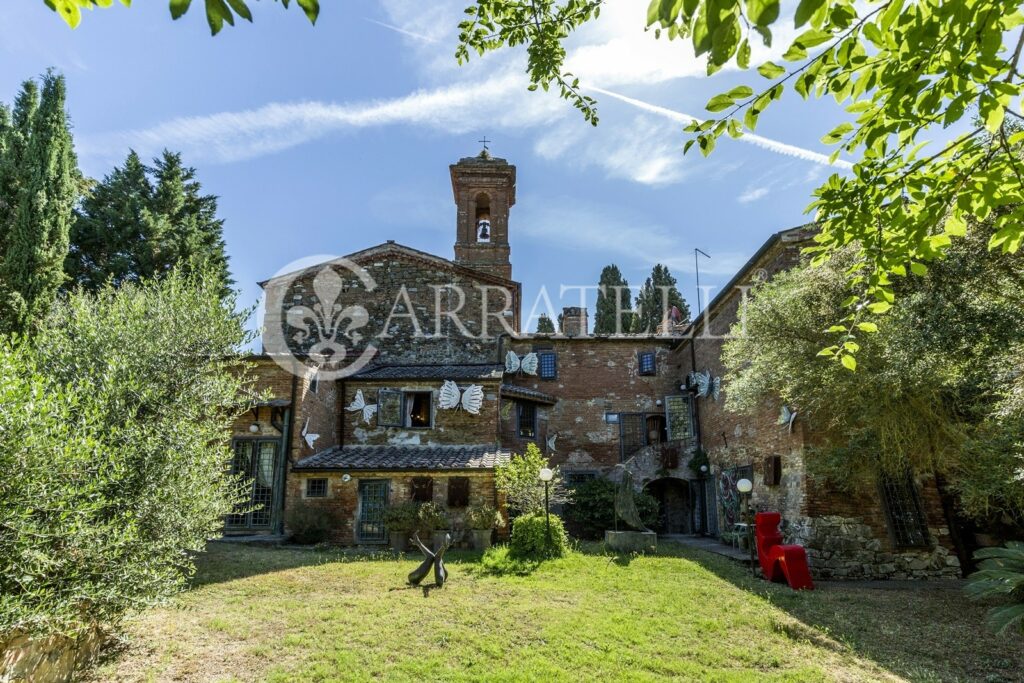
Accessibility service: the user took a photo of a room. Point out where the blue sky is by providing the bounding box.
[1,0,858,335]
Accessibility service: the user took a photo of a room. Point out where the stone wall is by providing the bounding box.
[287,469,503,545]
[503,337,678,474]
[339,379,501,446]
[262,244,521,367]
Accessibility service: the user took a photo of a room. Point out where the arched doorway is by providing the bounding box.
[644,477,691,535]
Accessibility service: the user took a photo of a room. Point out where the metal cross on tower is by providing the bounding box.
[478,135,491,151]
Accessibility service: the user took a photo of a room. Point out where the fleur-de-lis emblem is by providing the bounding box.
[286,267,369,365]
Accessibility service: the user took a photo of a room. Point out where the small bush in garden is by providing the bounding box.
[508,512,568,559]
[286,502,337,545]
[382,502,420,534]
[464,504,503,530]
[417,502,450,532]
[563,478,659,539]
[965,541,1024,635]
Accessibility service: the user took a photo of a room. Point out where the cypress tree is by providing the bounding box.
[631,264,689,334]
[535,314,555,334]
[594,264,633,334]
[0,72,78,336]
[67,149,231,293]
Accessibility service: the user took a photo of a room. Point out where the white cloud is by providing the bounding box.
[738,187,770,203]
[587,86,854,170]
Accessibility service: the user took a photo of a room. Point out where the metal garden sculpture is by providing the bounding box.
[408,532,451,588]
[613,466,651,533]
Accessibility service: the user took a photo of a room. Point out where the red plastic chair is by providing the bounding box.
[754,512,814,590]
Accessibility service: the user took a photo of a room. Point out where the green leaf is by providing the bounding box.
[170,0,193,19]
[782,43,808,61]
[711,19,741,66]
[794,0,825,27]
[54,0,82,28]
[866,301,892,314]
[705,94,735,112]
[746,0,780,27]
[726,85,754,100]
[840,354,857,371]
[821,122,853,144]
[205,0,233,34]
[757,61,786,79]
[856,322,878,333]
[224,0,252,22]
[909,262,928,276]
[296,0,319,24]
[737,38,751,69]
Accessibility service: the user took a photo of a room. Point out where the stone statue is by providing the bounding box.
[408,532,451,587]
[614,466,652,533]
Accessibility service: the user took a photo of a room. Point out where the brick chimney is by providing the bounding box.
[560,306,589,337]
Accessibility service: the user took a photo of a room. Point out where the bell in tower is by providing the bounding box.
[451,146,514,281]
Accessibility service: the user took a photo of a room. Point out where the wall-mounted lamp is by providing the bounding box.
[655,399,663,407]
[700,464,708,474]
[341,474,352,483]
[248,423,260,434]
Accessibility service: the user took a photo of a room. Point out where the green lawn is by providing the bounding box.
[88,541,1024,682]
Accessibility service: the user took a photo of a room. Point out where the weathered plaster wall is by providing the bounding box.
[340,379,501,447]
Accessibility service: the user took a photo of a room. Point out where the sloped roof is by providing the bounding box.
[351,364,504,381]
[258,240,518,288]
[500,384,557,405]
[293,444,511,471]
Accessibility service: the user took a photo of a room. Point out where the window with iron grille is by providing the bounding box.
[880,470,930,548]
[619,413,647,461]
[538,351,557,379]
[447,477,470,507]
[517,402,537,438]
[638,351,656,376]
[305,478,328,498]
[563,471,598,488]
[664,394,694,442]
[411,476,434,503]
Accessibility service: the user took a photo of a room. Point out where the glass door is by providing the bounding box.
[357,479,389,543]
[226,439,280,531]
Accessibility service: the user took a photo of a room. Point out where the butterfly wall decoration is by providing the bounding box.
[547,434,558,453]
[778,405,797,432]
[688,369,721,400]
[505,350,539,375]
[438,380,485,415]
[301,417,319,449]
[345,389,378,424]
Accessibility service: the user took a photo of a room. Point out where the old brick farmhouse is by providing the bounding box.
[228,149,962,580]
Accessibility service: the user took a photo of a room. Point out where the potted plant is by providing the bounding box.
[382,501,419,552]
[418,502,451,551]
[465,504,503,551]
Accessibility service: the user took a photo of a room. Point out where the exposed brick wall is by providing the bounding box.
[287,469,502,544]
[503,337,678,474]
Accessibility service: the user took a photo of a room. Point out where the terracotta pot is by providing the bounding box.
[472,529,493,551]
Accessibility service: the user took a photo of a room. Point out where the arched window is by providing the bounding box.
[475,192,491,242]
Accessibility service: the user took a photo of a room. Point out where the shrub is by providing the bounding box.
[382,502,420,533]
[465,504,503,531]
[495,443,568,515]
[286,502,337,545]
[417,502,450,532]
[508,512,569,559]
[563,478,659,540]
[965,541,1024,635]
[0,270,252,637]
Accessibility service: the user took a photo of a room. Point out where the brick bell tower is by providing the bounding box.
[451,147,515,281]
